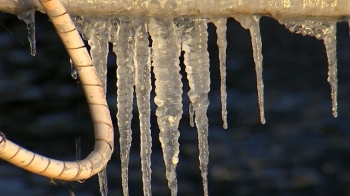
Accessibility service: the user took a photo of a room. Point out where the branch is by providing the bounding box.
[0,0,114,181]
[0,0,350,18]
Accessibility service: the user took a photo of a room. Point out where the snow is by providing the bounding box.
[279,19,338,117]
[17,10,36,56]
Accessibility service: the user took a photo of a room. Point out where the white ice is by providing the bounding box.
[18,10,36,56]
[280,19,338,117]
[235,15,265,124]
[148,17,183,196]
[182,18,210,196]
[212,17,228,129]
[133,19,153,196]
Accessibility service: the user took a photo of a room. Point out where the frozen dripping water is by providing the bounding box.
[148,17,183,196]
[133,19,153,196]
[280,19,338,117]
[235,15,265,124]
[18,10,36,56]
[212,17,228,129]
[182,18,210,196]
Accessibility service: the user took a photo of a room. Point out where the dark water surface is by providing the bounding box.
[0,11,350,196]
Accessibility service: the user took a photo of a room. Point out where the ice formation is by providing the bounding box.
[279,19,338,117]
[17,10,36,56]
[16,4,343,195]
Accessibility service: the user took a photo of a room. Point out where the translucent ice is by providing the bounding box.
[280,19,338,117]
[212,17,228,129]
[148,17,183,196]
[235,15,265,124]
[182,18,210,196]
[134,19,153,196]
[70,59,78,80]
[111,17,135,196]
[18,10,36,56]
[98,167,108,196]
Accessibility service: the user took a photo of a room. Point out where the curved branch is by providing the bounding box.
[0,0,114,181]
[0,0,350,18]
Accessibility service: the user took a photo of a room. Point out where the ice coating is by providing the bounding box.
[280,19,338,117]
[111,18,135,196]
[148,17,183,196]
[17,10,36,56]
[133,19,153,196]
[235,15,265,124]
[182,18,210,196]
[212,17,228,129]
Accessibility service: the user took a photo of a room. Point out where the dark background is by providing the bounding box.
[0,11,350,196]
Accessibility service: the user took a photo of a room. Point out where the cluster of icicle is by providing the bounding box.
[18,10,340,196]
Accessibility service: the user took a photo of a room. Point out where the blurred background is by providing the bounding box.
[0,11,350,196]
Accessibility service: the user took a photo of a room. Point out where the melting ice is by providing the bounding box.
[16,9,343,196]
[279,19,338,117]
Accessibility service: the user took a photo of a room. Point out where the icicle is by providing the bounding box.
[74,17,111,93]
[70,59,78,80]
[133,19,152,196]
[148,17,183,196]
[110,17,135,196]
[18,10,36,56]
[280,19,338,117]
[212,17,228,129]
[235,15,265,124]
[182,18,210,196]
[98,167,108,196]
[189,103,195,127]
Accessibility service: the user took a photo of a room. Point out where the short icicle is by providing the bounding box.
[111,17,135,196]
[212,17,228,129]
[280,19,338,117]
[134,19,153,196]
[235,15,266,124]
[182,18,211,196]
[148,17,183,196]
[18,10,36,56]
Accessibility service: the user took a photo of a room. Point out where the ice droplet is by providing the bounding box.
[212,17,228,129]
[18,10,36,56]
[235,15,265,124]
[280,19,338,117]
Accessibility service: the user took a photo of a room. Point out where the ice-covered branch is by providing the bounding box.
[0,0,114,181]
[1,0,350,18]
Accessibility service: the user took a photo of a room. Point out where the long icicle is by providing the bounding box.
[111,17,135,196]
[182,18,211,196]
[212,17,228,129]
[17,10,36,56]
[235,15,265,124]
[148,17,183,196]
[133,19,152,196]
